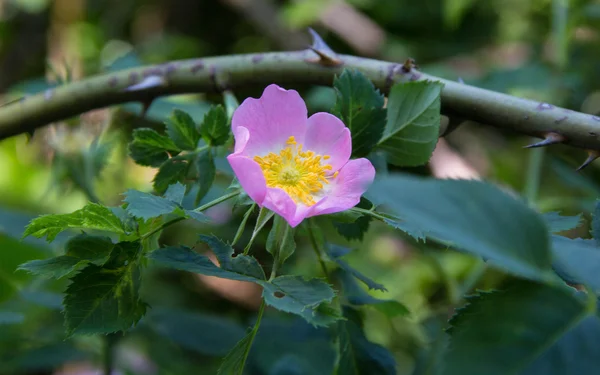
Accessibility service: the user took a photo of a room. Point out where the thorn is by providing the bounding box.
[523,132,565,148]
[124,75,167,92]
[140,99,155,119]
[576,151,600,171]
[401,58,418,73]
[306,28,343,67]
[458,77,465,84]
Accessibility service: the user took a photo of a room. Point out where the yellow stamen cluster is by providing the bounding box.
[254,136,338,206]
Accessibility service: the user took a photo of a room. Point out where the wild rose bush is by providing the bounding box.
[14,70,600,375]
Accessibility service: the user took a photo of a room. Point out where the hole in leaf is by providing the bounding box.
[273,291,285,298]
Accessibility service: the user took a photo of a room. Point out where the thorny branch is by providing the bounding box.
[2,31,600,168]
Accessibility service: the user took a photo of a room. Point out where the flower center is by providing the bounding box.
[254,136,338,206]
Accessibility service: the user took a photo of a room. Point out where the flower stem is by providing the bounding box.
[350,206,389,221]
[237,300,266,375]
[232,203,256,246]
[307,220,328,278]
[194,190,241,212]
[237,252,278,374]
[243,207,274,255]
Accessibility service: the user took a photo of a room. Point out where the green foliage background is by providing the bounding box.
[2,0,600,374]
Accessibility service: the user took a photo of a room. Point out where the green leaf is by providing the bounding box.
[542,212,582,233]
[266,215,296,266]
[124,183,208,224]
[23,203,126,242]
[380,214,426,241]
[377,81,443,166]
[153,157,190,194]
[332,69,386,158]
[262,275,336,326]
[333,215,371,242]
[335,307,397,375]
[18,234,115,279]
[552,235,600,292]
[332,199,373,241]
[368,175,553,281]
[164,182,186,204]
[195,149,216,205]
[18,256,85,279]
[63,241,146,335]
[335,269,409,318]
[441,281,588,375]
[217,329,254,375]
[199,235,266,280]
[520,315,600,375]
[328,245,386,291]
[166,109,202,150]
[124,189,178,220]
[148,245,265,282]
[199,105,230,146]
[146,307,245,356]
[129,128,180,167]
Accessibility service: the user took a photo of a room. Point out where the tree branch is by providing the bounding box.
[2,49,600,153]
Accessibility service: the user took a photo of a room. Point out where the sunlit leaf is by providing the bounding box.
[23,203,126,242]
[200,105,230,146]
[333,69,386,158]
[166,109,202,150]
[153,157,190,194]
[129,128,180,167]
[63,241,146,335]
[377,81,443,166]
[18,234,114,279]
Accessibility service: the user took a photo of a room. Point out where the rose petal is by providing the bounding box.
[304,112,352,172]
[232,84,307,157]
[307,158,376,217]
[226,155,267,205]
[232,126,250,154]
[262,188,311,228]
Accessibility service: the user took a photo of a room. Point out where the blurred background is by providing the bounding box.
[1,0,600,374]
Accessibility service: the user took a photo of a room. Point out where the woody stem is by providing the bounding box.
[1,50,599,151]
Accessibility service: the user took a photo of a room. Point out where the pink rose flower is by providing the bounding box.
[227,84,376,227]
